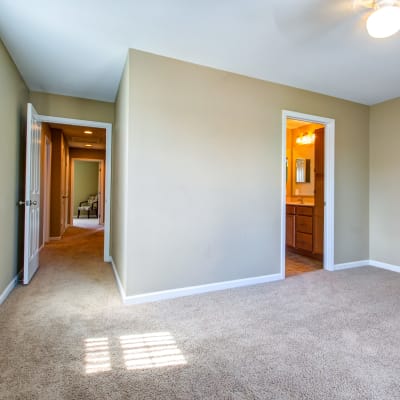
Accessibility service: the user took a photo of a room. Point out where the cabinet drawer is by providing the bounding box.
[297,206,313,216]
[296,215,313,234]
[286,205,296,215]
[295,232,313,251]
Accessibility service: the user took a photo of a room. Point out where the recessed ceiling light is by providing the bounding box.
[84,130,93,135]
[84,144,93,147]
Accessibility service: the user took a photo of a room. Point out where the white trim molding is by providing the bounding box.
[281,110,335,277]
[123,274,283,305]
[369,260,400,273]
[37,114,112,263]
[49,236,62,241]
[334,259,400,273]
[334,260,370,271]
[110,258,283,305]
[110,258,126,300]
[110,257,400,305]
[0,275,18,305]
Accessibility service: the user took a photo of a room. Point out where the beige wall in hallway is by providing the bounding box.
[118,49,370,297]
[0,39,29,295]
[30,92,114,124]
[39,123,52,248]
[111,56,130,290]
[369,97,400,265]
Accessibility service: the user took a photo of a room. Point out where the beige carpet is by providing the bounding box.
[1,227,399,399]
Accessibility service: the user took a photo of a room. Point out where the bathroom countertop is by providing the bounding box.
[286,201,315,206]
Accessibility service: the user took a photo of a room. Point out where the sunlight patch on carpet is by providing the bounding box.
[85,337,111,374]
[84,332,186,374]
[120,332,187,370]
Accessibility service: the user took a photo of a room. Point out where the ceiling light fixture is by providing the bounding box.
[296,132,315,145]
[84,144,93,147]
[366,1,400,38]
[84,130,93,135]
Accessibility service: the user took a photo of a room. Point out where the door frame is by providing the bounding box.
[38,114,112,262]
[281,110,335,277]
[70,158,104,223]
[42,135,52,244]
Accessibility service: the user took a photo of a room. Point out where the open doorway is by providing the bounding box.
[71,159,104,228]
[38,115,112,262]
[281,111,335,278]
[21,104,112,286]
[285,118,324,277]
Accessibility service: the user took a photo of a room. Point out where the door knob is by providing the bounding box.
[18,200,38,206]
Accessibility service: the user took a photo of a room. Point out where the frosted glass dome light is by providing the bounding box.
[367,5,400,38]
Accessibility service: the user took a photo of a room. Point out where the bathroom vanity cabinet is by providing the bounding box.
[286,204,320,259]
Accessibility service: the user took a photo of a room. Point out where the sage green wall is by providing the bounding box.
[121,49,369,297]
[369,97,400,265]
[111,56,130,290]
[73,161,99,216]
[0,39,29,296]
[29,92,114,124]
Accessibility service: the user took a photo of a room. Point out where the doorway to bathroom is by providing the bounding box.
[281,111,335,277]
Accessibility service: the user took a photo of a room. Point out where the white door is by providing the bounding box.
[23,103,42,284]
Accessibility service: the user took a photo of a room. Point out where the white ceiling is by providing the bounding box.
[0,0,399,105]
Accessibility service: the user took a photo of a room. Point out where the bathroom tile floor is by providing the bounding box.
[285,250,323,277]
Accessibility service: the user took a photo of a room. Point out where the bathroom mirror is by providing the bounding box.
[295,158,311,183]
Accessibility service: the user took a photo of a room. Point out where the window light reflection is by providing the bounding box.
[84,337,111,374]
[120,332,187,370]
[84,332,187,374]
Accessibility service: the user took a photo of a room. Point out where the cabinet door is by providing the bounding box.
[296,232,313,252]
[296,215,313,234]
[286,214,295,247]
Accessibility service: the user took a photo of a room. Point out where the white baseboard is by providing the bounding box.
[369,260,400,273]
[0,275,18,305]
[110,256,400,305]
[110,257,127,301]
[117,272,283,306]
[334,259,400,274]
[334,260,370,271]
[110,257,283,304]
[49,236,62,241]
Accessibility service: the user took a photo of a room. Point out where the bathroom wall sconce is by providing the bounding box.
[296,132,315,145]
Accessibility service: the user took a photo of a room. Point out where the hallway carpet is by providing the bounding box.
[0,227,399,399]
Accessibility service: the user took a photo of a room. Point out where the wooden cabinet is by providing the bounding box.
[286,205,319,258]
[286,206,295,248]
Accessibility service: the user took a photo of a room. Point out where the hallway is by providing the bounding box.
[0,226,121,398]
[0,225,192,399]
